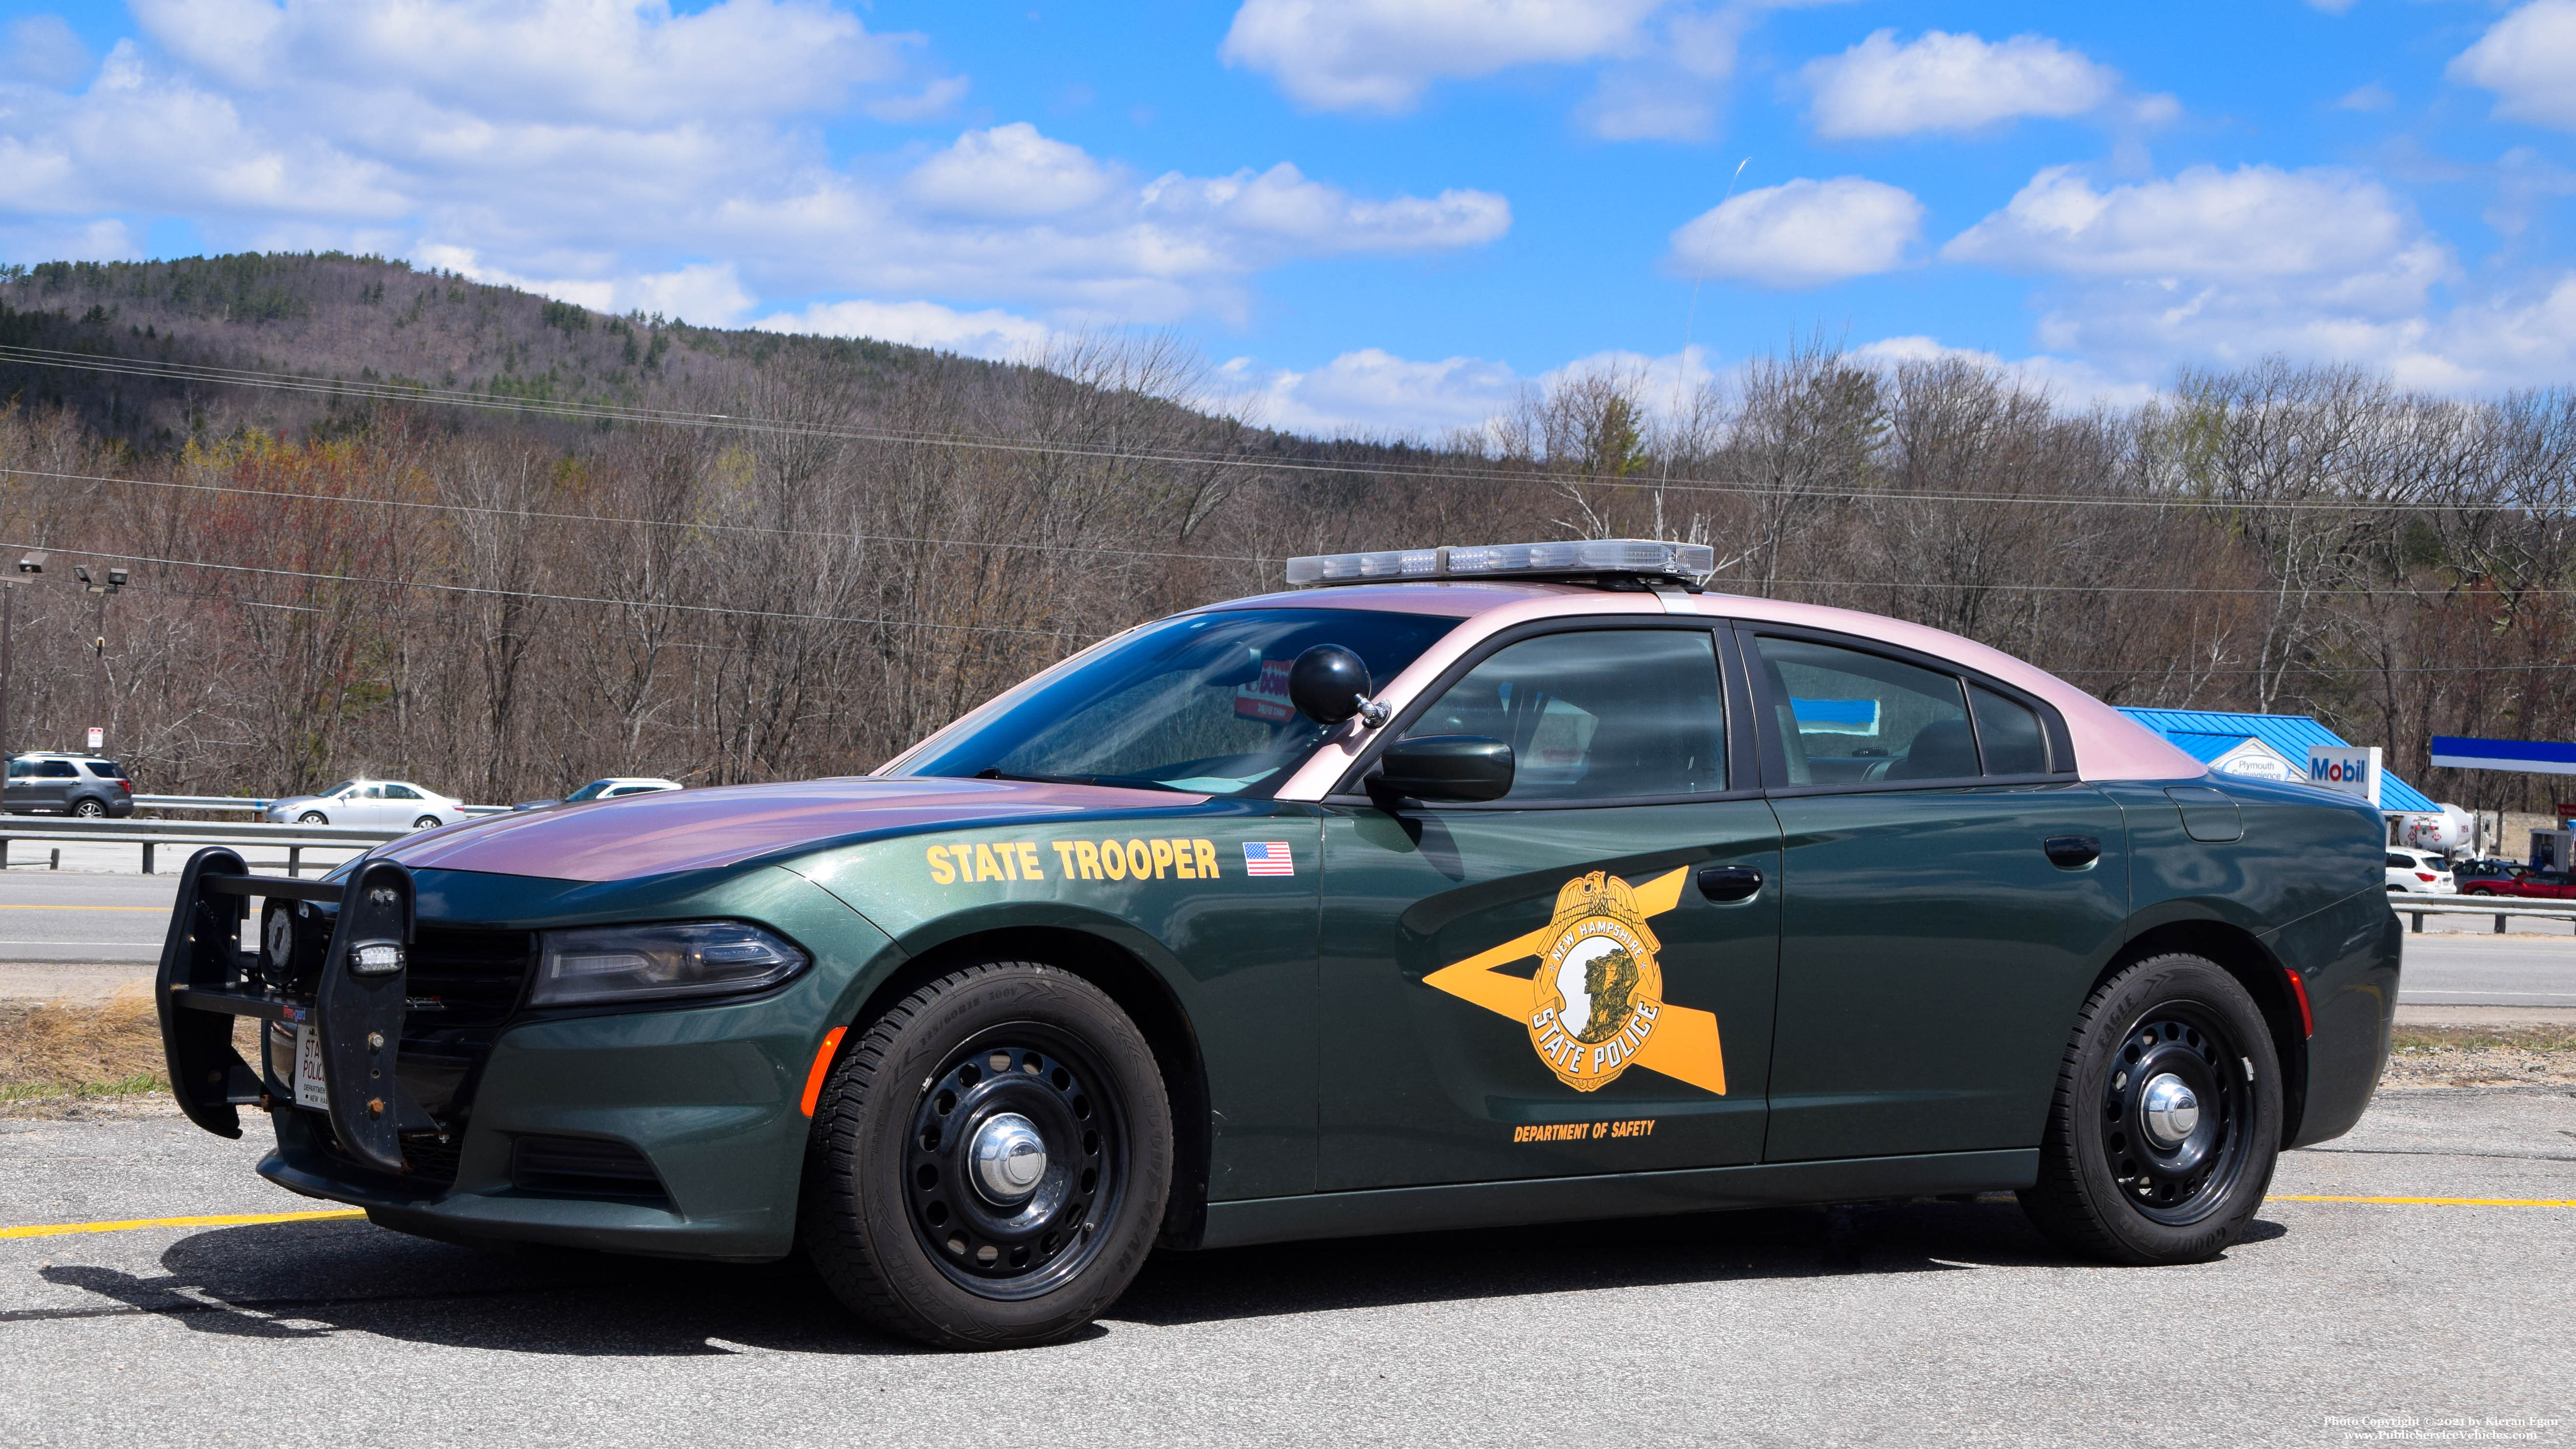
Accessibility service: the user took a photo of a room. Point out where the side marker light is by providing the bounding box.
[801,1026,848,1118]
[2283,966,2314,1038]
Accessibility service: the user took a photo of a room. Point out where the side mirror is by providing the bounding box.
[1289,645,1372,724]
[1375,735,1514,803]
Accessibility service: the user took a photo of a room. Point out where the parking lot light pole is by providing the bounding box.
[71,562,124,750]
[2,551,41,760]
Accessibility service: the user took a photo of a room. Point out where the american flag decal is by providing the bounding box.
[1243,841,1295,877]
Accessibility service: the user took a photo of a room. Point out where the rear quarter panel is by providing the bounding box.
[2100,777,2394,1148]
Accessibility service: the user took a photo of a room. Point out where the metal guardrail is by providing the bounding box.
[0,816,402,877]
[131,794,508,817]
[2393,895,2576,934]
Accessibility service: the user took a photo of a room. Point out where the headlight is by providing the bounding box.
[530,921,809,1006]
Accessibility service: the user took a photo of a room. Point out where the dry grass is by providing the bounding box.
[2384,1023,2576,1087]
[0,993,236,1108]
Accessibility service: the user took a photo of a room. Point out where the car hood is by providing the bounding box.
[374,776,1200,883]
[267,794,326,811]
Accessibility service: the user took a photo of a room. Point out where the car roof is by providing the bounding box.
[1202,580,2208,785]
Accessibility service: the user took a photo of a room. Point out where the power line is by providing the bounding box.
[0,539,1102,641]
[7,340,2572,515]
[11,460,2576,597]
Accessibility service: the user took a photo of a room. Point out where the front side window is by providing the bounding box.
[896,608,1462,797]
[1400,629,1726,803]
[1754,637,1978,786]
[6,760,29,779]
[565,780,614,802]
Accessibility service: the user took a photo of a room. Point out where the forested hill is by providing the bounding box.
[0,253,997,449]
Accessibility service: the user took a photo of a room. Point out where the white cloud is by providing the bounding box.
[1943,164,2437,287]
[126,0,935,126]
[1232,347,1523,437]
[0,8,1506,334]
[1850,334,2159,408]
[1668,176,1922,288]
[905,124,1120,219]
[1218,0,1664,113]
[2335,82,2394,114]
[2449,0,2576,131]
[1938,164,2518,387]
[1802,29,2119,139]
[755,298,1057,360]
[5,15,90,86]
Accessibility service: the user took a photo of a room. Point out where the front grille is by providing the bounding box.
[404,928,536,1029]
[400,1131,464,1185]
[510,1134,671,1204]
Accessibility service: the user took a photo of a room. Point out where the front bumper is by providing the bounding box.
[158,847,896,1262]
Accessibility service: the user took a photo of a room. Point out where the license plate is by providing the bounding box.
[294,1024,330,1110]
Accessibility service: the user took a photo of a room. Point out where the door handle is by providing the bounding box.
[2044,835,2102,869]
[1696,864,1764,902]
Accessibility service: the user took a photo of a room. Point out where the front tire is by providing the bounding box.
[2019,953,2281,1265]
[298,811,328,825]
[802,960,1173,1349]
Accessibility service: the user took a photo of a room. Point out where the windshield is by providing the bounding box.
[895,608,1461,796]
[320,780,357,798]
[564,780,615,802]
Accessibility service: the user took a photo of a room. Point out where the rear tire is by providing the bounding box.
[412,815,441,830]
[2019,953,2281,1265]
[802,960,1172,1349]
[71,798,105,819]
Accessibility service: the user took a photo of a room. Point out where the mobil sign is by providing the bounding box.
[2307,745,2383,807]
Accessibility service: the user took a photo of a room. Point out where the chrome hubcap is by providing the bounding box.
[2140,1073,2199,1148]
[968,1112,1049,1204]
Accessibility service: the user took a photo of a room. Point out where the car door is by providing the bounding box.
[3,758,32,813]
[1316,620,1781,1191]
[36,760,79,811]
[382,783,428,824]
[1746,627,2131,1163]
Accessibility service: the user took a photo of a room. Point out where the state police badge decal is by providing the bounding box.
[1422,866,1730,1098]
[1528,872,1664,1091]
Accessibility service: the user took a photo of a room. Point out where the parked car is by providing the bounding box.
[2452,858,2526,888]
[511,777,682,811]
[3,752,135,818]
[2461,866,2576,899]
[2384,848,2455,895]
[262,779,463,830]
[156,537,2396,1350]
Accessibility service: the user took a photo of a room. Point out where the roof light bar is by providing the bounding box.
[1283,538,1716,589]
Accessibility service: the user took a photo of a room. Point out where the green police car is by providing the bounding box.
[157,539,2397,1348]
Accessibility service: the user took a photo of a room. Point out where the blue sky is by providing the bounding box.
[2,1,2572,434]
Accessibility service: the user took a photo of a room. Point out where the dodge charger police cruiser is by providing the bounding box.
[157,539,2397,1348]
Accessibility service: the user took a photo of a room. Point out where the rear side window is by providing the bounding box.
[38,761,77,777]
[1754,637,1976,785]
[1402,629,1726,802]
[83,760,124,778]
[2386,853,2415,870]
[1967,685,2049,775]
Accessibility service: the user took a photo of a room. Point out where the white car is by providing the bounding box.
[511,777,683,811]
[2385,848,2456,895]
[264,779,465,831]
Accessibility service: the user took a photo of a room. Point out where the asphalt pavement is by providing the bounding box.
[0,1085,2566,1447]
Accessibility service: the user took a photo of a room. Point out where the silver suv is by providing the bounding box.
[4,752,136,818]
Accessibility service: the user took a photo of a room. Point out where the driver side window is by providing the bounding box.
[1402,629,1726,803]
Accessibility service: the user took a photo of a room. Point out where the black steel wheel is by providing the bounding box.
[802,960,1171,1348]
[2020,953,2282,1265]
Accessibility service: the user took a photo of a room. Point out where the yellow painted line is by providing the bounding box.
[0,1209,364,1240]
[0,904,162,911]
[2269,1194,2576,1208]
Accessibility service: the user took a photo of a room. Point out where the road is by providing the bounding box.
[0,1086,2566,1447]
[4,872,2573,1007]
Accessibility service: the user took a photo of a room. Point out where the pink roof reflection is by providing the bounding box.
[381,776,1195,883]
